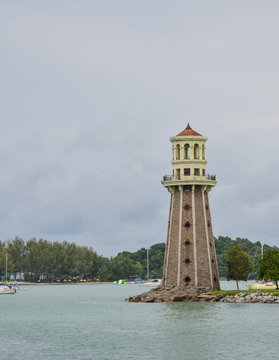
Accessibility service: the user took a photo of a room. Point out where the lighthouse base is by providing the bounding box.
[126,286,212,303]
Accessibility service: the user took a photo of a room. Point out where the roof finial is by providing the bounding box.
[186,123,192,130]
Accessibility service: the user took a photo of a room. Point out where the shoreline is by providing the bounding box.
[9,281,113,286]
[126,288,279,304]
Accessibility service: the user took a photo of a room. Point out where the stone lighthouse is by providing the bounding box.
[162,124,220,291]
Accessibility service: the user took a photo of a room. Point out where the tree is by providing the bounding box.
[258,249,279,288]
[97,256,112,281]
[110,254,137,281]
[226,245,254,290]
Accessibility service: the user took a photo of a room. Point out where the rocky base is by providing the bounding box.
[126,286,218,303]
[126,287,279,304]
[220,292,279,304]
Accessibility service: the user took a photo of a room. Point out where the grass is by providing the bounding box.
[202,289,279,297]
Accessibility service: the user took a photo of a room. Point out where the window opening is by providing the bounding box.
[176,144,180,160]
[194,144,199,159]
[184,168,190,176]
[194,168,200,176]
[184,144,190,159]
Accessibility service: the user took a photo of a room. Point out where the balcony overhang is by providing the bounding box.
[162,179,217,188]
[161,174,217,188]
[170,135,208,143]
[171,159,208,165]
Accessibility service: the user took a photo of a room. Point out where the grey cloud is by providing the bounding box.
[0,1,279,255]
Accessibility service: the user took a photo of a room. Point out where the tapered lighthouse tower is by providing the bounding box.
[162,124,220,291]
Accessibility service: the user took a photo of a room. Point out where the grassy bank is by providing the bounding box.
[203,289,279,297]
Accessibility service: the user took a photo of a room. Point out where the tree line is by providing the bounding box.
[0,237,139,282]
[0,236,278,282]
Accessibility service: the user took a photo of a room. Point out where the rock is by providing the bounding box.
[144,296,155,303]
[198,297,210,302]
[197,294,217,302]
[262,296,275,303]
[154,298,163,303]
[167,296,175,302]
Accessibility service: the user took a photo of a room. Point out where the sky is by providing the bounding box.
[0,1,279,256]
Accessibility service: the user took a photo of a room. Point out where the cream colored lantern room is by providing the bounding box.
[163,123,216,186]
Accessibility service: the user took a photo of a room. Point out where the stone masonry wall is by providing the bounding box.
[163,185,220,290]
[204,191,220,290]
[195,186,211,288]
[164,187,180,287]
[162,193,173,285]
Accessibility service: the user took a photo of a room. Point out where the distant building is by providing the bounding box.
[161,124,220,290]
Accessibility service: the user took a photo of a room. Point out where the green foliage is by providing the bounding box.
[110,254,137,281]
[258,249,279,288]
[0,235,277,283]
[117,243,165,279]
[226,245,254,288]
[202,289,279,297]
[215,236,276,278]
[0,237,101,282]
[0,238,146,282]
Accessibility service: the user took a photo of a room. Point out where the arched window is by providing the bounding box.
[176,144,180,160]
[184,144,190,159]
[194,144,199,159]
[202,145,205,160]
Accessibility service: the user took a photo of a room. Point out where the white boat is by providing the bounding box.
[246,235,277,290]
[247,281,276,290]
[138,279,162,287]
[0,254,17,294]
[137,248,162,286]
[0,284,16,294]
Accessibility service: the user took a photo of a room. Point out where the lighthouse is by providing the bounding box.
[162,124,220,291]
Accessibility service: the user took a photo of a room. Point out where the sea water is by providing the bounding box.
[0,282,278,360]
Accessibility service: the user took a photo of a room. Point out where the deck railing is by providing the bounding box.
[162,174,216,182]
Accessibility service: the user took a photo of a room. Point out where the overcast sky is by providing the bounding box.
[1,1,279,256]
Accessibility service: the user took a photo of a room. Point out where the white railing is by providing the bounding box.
[162,174,216,182]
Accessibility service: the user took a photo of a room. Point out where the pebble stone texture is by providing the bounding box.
[162,185,220,291]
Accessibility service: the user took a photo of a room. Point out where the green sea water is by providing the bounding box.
[0,282,278,360]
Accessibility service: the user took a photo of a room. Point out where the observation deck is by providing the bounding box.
[161,173,217,188]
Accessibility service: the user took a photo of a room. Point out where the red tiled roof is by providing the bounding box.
[176,123,202,136]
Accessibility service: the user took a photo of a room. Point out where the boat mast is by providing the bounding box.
[261,234,264,259]
[146,248,149,282]
[5,253,8,283]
